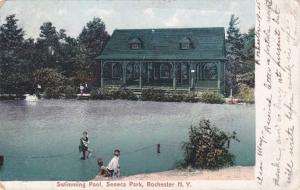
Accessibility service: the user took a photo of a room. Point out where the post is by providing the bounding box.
[217,62,221,93]
[157,144,160,154]
[146,63,150,84]
[180,62,183,84]
[0,155,3,166]
[122,61,127,85]
[139,62,142,88]
[173,62,176,90]
[190,62,195,89]
[100,61,104,88]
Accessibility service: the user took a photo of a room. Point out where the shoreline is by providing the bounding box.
[93,166,254,181]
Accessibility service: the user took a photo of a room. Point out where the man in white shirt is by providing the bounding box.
[107,149,121,178]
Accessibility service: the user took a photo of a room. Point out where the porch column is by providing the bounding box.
[146,63,150,83]
[190,62,195,89]
[139,62,142,88]
[217,61,221,92]
[100,61,104,88]
[173,62,176,90]
[122,61,127,85]
[180,62,183,84]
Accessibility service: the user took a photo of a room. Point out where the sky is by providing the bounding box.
[0,0,255,39]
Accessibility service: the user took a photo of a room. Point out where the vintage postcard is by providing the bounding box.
[0,0,299,190]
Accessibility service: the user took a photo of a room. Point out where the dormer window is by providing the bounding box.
[179,37,192,50]
[129,37,142,50]
[131,43,140,49]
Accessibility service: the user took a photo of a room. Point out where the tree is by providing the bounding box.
[78,17,110,85]
[0,14,30,94]
[238,27,255,88]
[225,15,244,96]
[35,22,61,70]
[73,46,91,85]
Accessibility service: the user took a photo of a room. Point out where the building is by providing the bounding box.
[96,27,226,94]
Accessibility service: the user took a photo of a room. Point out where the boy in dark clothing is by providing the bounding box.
[79,131,91,160]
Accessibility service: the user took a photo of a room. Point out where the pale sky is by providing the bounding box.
[0,0,255,39]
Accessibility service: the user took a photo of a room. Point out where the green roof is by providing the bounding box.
[98,27,226,60]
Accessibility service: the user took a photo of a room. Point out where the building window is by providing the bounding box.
[160,65,170,79]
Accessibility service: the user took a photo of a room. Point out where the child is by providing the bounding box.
[107,149,121,178]
[79,131,92,160]
[97,158,110,177]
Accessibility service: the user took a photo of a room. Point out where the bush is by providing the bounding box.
[90,88,138,100]
[199,92,225,104]
[180,119,240,170]
[90,88,114,100]
[113,88,138,100]
[64,85,77,99]
[237,84,254,103]
[141,89,165,101]
[44,87,62,99]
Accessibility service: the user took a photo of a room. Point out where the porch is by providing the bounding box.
[100,60,224,94]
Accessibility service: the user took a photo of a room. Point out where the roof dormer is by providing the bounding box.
[129,37,142,49]
[179,37,192,50]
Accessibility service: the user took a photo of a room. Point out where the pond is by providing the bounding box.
[0,100,255,181]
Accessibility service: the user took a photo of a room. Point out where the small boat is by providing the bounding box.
[25,94,39,101]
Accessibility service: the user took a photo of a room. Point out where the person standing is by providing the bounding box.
[79,131,91,160]
[107,149,121,178]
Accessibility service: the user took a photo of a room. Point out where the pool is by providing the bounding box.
[0,100,255,181]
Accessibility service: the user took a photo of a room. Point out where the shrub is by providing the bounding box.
[199,92,225,104]
[184,94,200,103]
[44,87,62,99]
[113,88,138,100]
[237,84,254,103]
[180,119,240,170]
[90,88,138,100]
[90,88,114,100]
[141,89,165,101]
[64,85,77,99]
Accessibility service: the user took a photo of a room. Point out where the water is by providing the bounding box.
[0,100,255,181]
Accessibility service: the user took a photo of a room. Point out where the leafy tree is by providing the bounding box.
[0,14,30,94]
[78,17,110,85]
[181,119,240,169]
[73,46,91,85]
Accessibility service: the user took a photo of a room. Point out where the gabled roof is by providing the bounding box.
[97,27,226,60]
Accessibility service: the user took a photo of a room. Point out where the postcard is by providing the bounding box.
[0,0,299,190]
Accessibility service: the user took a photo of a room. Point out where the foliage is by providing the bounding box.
[141,89,165,101]
[63,85,77,99]
[32,68,67,99]
[237,84,254,103]
[44,87,62,99]
[90,88,137,100]
[0,14,31,94]
[199,92,225,104]
[78,17,110,83]
[225,15,244,96]
[113,88,138,100]
[225,15,255,96]
[180,119,240,169]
